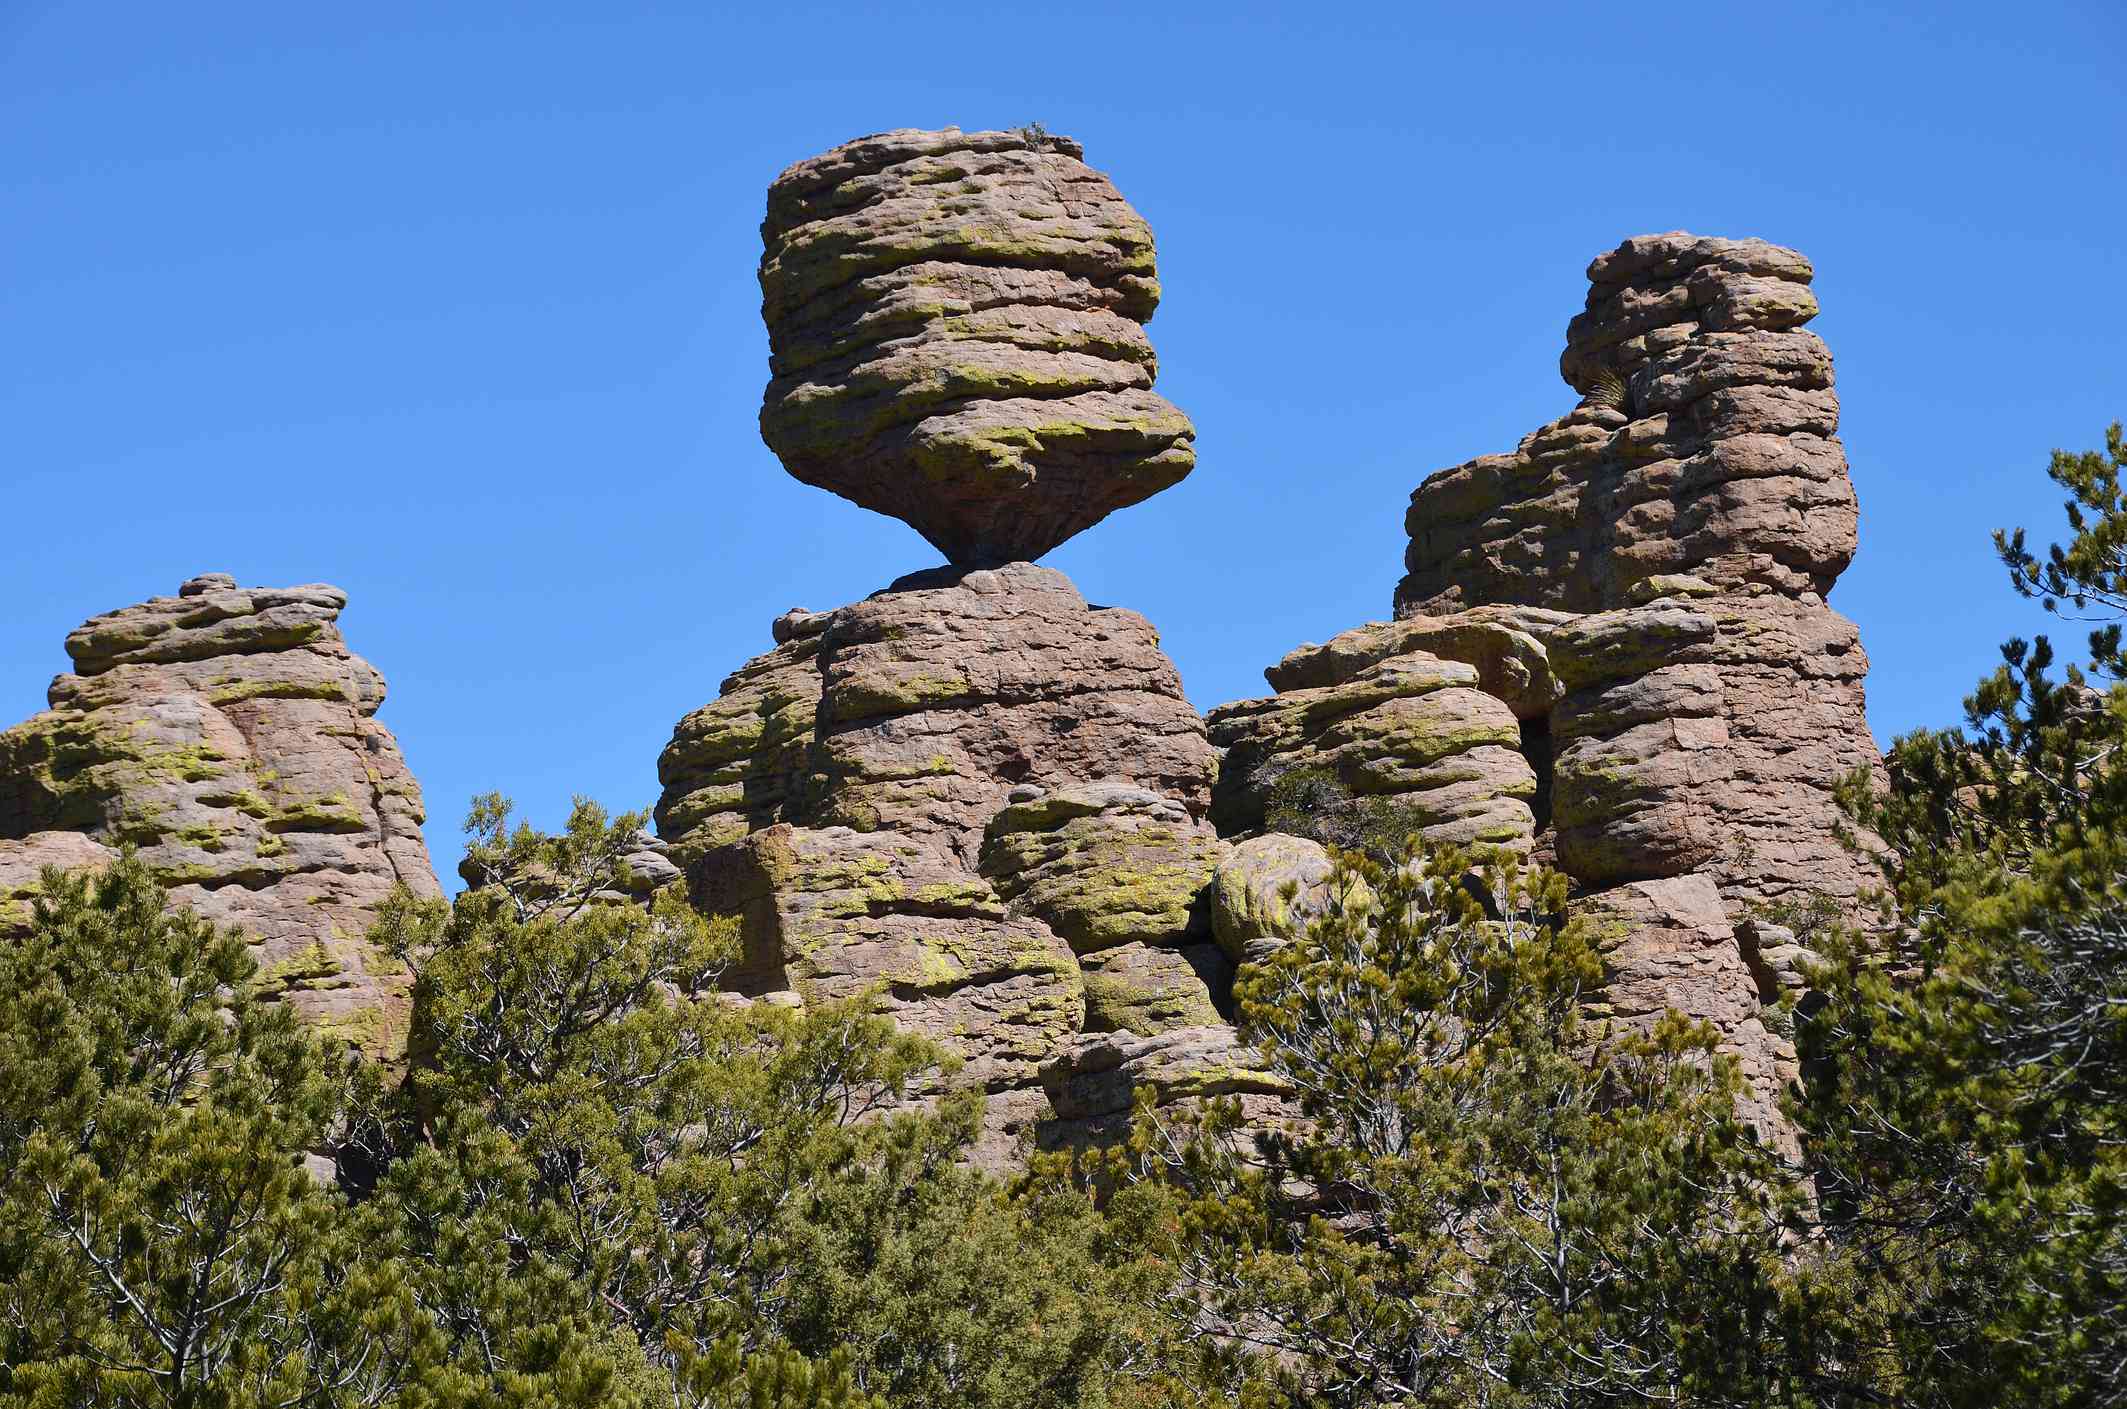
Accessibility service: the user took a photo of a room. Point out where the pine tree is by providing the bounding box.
[1114,845,1800,1407]
[1797,422,2127,1407]
[0,855,434,1408]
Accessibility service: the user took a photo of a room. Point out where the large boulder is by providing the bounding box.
[758,127,1195,566]
[1209,832,1340,966]
[0,574,440,1057]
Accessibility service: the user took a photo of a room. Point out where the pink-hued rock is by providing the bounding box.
[1209,233,1886,1157]
[657,563,1234,1166]
[1575,874,1797,1157]
[1389,232,1880,915]
[758,128,1194,566]
[0,830,117,935]
[0,575,440,1057]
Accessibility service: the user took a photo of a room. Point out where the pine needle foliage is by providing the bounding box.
[1104,845,1803,1407]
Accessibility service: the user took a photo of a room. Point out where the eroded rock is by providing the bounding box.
[660,563,1217,869]
[658,563,1234,1164]
[1207,640,1539,857]
[1209,233,1886,1155]
[758,127,1194,566]
[0,577,440,1056]
[693,822,1085,1090]
[1036,1024,1292,1153]
[1208,832,1339,966]
[981,782,1229,1035]
[1385,232,1880,914]
[1575,874,1796,1155]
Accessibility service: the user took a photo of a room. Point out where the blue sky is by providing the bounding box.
[4,2,2122,870]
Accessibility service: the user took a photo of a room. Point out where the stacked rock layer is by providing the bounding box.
[694,136,1872,1165]
[0,574,440,1057]
[758,127,1195,567]
[1211,234,1883,1152]
[658,564,1281,1166]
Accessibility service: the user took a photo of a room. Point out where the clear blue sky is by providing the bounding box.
[4,2,2122,870]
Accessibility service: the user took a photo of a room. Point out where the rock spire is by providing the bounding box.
[1209,232,1883,1153]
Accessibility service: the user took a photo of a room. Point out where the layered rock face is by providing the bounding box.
[666,127,1244,1164]
[0,575,439,1055]
[1390,232,1879,915]
[659,565,1270,1164]
[1211,234,1881,1149]
[758,127,1195,567]
[1208,608,1567,861]
[658,564,1217,867]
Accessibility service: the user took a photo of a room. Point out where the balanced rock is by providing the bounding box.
[758,127,1195,566]
[0,577,440,1056]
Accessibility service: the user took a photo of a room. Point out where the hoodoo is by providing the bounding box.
[1212,232,1882,1149]
[0,575,440,1057]
[658,131,1273,1165]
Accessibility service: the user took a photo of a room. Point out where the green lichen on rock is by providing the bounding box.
[0,575,440,1071]
[1079,942,1225,1035]
[757,127,1195,566]
[980,784,1224,955]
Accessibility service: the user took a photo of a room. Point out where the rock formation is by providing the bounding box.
[672,120,1885,1167]
[1210,233,1881,1151]
[676,123,1883,1164]
[0,574,439,1057]
[653,128,1286,1163]
[1393,232,1879,916]
[758,127,1195,566]
[1,114,1890,1190]
[659,564,1267,1164]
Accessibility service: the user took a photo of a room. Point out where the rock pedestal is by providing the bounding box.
[656,564,1275,1166]
[0,575,440,1056]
